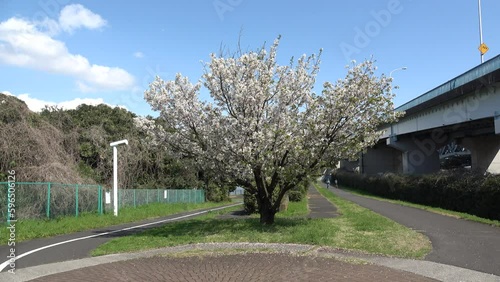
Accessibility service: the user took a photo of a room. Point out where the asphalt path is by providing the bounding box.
[307,185,340,218]
[325,184,500,276]
[0,203,241,272]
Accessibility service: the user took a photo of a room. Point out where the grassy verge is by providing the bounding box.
[340,186,500,228]
[277,197,309,218]
[92,184,431,259]
[0,201,236,245]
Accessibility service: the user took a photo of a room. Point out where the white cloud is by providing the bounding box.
[59,4,107,33]
[5,92,124,112]
[76,81,96,93]
[133,51,144,58]
[0,6,135,92]
[2,90,133,113]
[18,93,106,112]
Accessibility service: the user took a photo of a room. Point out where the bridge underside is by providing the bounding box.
[354,55,500,175]
[357,117,500,175]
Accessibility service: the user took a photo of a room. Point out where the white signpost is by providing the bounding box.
[110,139,128,216]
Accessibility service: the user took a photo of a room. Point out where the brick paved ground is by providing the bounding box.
[31,253,437,282]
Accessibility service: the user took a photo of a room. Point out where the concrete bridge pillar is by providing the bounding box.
[460,135,500,174]
[360,143,402,175]
[339,160,359,172]
[386,132,448,174]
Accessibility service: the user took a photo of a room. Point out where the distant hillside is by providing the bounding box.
[0,93,89,183]
[0,93,201,188]
[0,93,234,201]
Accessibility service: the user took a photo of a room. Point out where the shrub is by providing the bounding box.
[288,191,303,202]
[288,178,310,202]
[334,170,500,221]
[243,190,258,214]
[205,182,231,202]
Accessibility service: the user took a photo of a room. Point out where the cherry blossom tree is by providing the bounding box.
[145,37,399,224]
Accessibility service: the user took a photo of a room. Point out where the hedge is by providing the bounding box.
[332,170,500,221]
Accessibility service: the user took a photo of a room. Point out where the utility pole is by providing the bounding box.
[478,0,489,63]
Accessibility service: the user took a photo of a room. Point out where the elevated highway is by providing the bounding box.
[359,54,500,174]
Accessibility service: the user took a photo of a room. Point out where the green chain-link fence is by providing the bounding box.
[1,182,103,223]
[1,182,205,223]
[115,189,205,208]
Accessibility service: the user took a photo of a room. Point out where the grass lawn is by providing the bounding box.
[0,201,237,245]
[339,186,500,228]
[92,183,431,259]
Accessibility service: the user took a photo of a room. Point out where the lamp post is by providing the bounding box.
[110,139,128,216]
[389,67,407,80]
[389,67,407,95]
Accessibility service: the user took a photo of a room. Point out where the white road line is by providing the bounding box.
[0,203,242,272]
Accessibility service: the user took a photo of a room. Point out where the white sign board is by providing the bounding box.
[164,190,168,199]
[105,192,111,204]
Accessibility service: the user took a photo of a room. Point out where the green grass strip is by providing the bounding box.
[92,184,431,259]
[0,201,236,245]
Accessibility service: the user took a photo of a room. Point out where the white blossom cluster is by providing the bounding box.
[144,37,400,220]
[132,116,165,146]
[133,116,155,130]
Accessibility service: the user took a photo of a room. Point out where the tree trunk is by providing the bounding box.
[252,189,276,224]
[259,198,276,224]
[252,166,278,224]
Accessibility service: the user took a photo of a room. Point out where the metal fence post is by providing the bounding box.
[75,184,79,217]
[100,186,104,215]
[46,183,51,219]
[98,185,102,215]
[157,189,160,203]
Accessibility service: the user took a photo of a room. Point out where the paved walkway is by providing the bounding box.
[307,185,340,218]
[327,184,500,276]
[0,203,242,271]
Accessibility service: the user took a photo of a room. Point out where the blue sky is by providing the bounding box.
[1,0,499,116]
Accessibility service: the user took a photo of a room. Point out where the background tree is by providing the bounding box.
[150,37,398,224]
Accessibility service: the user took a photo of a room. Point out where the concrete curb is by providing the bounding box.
[1,243,499,282]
